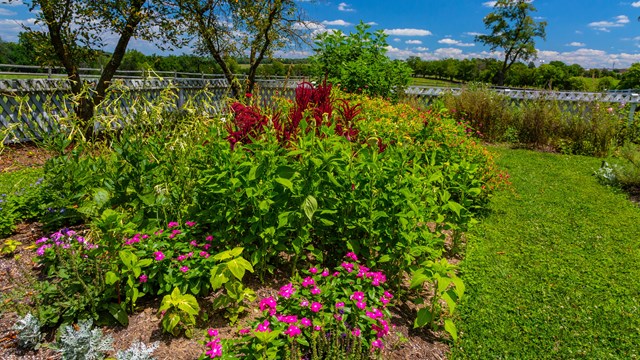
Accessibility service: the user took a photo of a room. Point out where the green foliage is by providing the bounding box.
[453,147,640,358]
[209,247,256,324]
[617,63,640,89]
[311,22,412,99]
[410,259,464,341]
[54,319,114,360]
[0,238,22,256]
[158,287,200,338]
[12,313,43,349]
[0,172,44,237]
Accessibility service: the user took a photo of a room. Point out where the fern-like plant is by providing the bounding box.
[55,319,113,360]
[12,313,43,349]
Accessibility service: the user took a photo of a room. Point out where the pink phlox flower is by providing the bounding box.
[332,271,340,277]
[276,315,298,324]
[154,251,165,261]
[187,252,193,258]
[341,262,354,273]
[380,296,390,305]
[177,254,187,261]
[352,327,361,337]
[300,317,312,327]
[169,229,181,239]
[185,221,196,227]
[180,266,189,273]
[256,320,270,332]
[335,302,345,308]
[200,251,210,258]
[142,234,149,239]
[300,299,309,307]
[208,328,219,337]
[310,286,321,295]
[203,244,211,250]
[259,297,277,311]
[345,252,358,262]
[302,276,315,287]
[356,301,367,310]
[167,221,179,228]
[205,343,223,358]
[368,272,386,286]
[238,328,251,335]
[321,269,330,277]
[371,339,384,350]
[206,235,214,242]
[334,313,343,321]
[350,291,365,302]
[310,302,322,313]
[154,229,164,235]
[190,240,198,246]
[357,266,370,278]
[309,267,318,274]
[313,325,322,331]
[139,274,148,283]
[366,308,384,320]
[283,325,301,337]
[383,291,394,299]
[372,319,390,338]
[279,283,296,299]
[36,237,48,244]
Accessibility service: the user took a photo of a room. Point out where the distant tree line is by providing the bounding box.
[405,56,635,91]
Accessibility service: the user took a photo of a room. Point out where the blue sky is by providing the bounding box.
[1,0,640,68]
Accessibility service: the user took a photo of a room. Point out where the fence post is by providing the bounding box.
[629,93,639,126]
[48,67,52,79]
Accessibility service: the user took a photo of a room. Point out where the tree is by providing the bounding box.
[12,0,183,138]
[476,0,546,86]
[618,63,640,90]
[310,22,412,100]
[176,0,308,98]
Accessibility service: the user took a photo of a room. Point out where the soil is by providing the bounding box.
[0,143,451,359]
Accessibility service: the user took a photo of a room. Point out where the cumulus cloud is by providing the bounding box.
[438,38,475,47]
[465,31,484,36]
[566,42,585,47]
[482,1,497,7]
[0,8,16,16]
[384,28,432,36]
[633,1,640,7]
[406,40,422,45]
[589,15,629,32]
[365,21,378,26]
[0,18,37,42]
[338,2,355,12]
[321,19,351,26]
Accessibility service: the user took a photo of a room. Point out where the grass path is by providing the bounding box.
[452,147,640,359]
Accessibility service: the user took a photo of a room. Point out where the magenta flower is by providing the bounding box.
[256,320,270,332]
[352,327,361,337]
[177,254,187,261]
[279,283,296,299]
[384,291,394,299]
[185,221,196,227]
[310,286,321,295]
[169,229,181,239]
[310,302,322,313]
[259,297,277,311]
[154,251,165,261]
[200,251,210,258]
[203,244,211,250]
[309,267,318,274]
[180,266,189,273]
[321,269,330,277]
[345,252,358,262]
[168,221,179,228]
[205,342,222,358]
[208,328,219,337]
[350,291,365,302]
[139,274,148,283]
[356,300,367,310]
[341,262,354,273]
[313,325,322,331]
[283,325,301,337]
[371,339,384,350]
[300,317,312,327]
[239,328,251,334]
[206,235,214,242]
[190,240,197,246]
[300,299,309,307]
[276,315,298,324]
[302,276,315,287]
[381,296,390,305]
[335,302,345,308]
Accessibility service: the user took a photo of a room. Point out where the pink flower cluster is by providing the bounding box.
[35,229,98,257]
[205,329,222,358]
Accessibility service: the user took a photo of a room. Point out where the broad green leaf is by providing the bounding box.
[452,277,466,298]
[107,303,129,326]
[414,307,432,328]
[93,188,111,207]
[302,195,318,222]
[444,319,458,341]
[105,271,119,285]
[227,258,247,280]
[409,270,429,289]
[442,291,457,315]
[213,249,233,261]
[119,250,137,268]
[229,247,244,258]
[275,178,293,191]
[447,201,464,217]
[276,165,296,179]
[209,266,229,290]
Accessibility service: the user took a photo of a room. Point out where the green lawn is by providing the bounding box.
[409,77,460,87]
[452,147,640,359]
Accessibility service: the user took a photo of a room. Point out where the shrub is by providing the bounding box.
[116,341,159,360]
[12,313,43,349]
[54,319,113,360]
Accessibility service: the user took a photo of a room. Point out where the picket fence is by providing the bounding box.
[1,77,639,143]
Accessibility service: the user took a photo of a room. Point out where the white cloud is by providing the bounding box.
[482,1,497,7]
[434,48,464,58]
[365,22,378,26]
[321,19,351,26]
[0,18,37,42]
[0,8,16,16]
[384,28,432,36]
[338,2,355,12]
[438,38,475,47]
[566,42,585,47]
[415,47,429,52]
[393,38,401,42]
[589,15,629,31]
[406,40,422,45]
[465,31,484,36]
[633,1,640,7]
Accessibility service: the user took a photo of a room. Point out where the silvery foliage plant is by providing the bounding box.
[55,319,113,360]
[12,313,43,349]
[116,341,160,360]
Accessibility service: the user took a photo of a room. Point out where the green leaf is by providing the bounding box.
[105,271,119,285]
[93,188,111,207]
[414,307,432,328]
[275,178,293,191]
[452,276,465,298]
[107,303,129,326]
[409,270,429,289]
[442,291,457,315]
[209,266,229,290]
[227,258,248,280]
[444,319,458,341]
[276,165,296,179]
[119,250,137,268]
[302,195,318,222]
[447,201,464,217]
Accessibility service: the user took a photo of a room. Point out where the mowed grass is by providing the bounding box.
[452,147,640,359]
[409,77,460,87]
